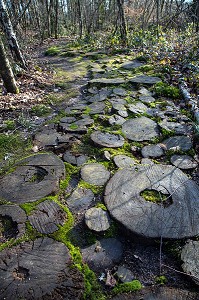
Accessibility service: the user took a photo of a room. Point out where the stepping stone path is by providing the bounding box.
[0,153,65,203]
[122,116,159,141]
[81,163,110,185]
[1,48,199,298]
[28,200,66,234]
[85,207,110,232]
[82,238,123,272]
[0,237,84,299]
[104,164,199,238]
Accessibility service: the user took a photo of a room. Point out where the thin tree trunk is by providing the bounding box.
[116,0,127,45]
[0,36,19,94]
[0,0,26,69]
[54,0,59,38]
[77,0,82,38]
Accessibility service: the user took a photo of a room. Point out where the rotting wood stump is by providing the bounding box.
[0,237,84,300]
[104,164,199,239]
[0,153,65,204]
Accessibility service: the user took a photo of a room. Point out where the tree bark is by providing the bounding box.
[0,36,19,94]
[0,0,26,69]
[116,0,127,45]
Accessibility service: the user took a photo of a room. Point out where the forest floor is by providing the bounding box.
[0,37,199,299]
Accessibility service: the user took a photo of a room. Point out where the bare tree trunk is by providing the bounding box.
[0,0,26,69]
[116,0,127,45]
[54,0,59,38]
[0,36,19,94]
[76,0,82,38]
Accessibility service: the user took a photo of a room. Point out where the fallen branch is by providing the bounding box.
[179,78,199,124]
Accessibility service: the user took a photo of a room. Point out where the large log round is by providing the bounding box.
[104,164,199,238]
[0,153,65,204]
[0,237,84,299]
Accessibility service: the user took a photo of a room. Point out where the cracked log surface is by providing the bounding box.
[0,153,65,203]
[0,237,84,300]
[104,164,199,238]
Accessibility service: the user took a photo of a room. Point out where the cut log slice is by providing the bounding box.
[0,237,84,300]
[181,240,199,285]
[81,238,123,272]
[85,207,111,232]
[89,78,126,85]
[122,117,159,141]
[120,60,145,70]
[104,164,199,238]
[162,135,193,152]
[0,153,65,204]
[91,131,125,148]
[113,155,137,168]
[0,205,27,242]
[170,155,198,170]
[66,187,94,212]
[141,144,164,158]
[28,200,66,234]
[81,163,110,186]
[129,75,161,85]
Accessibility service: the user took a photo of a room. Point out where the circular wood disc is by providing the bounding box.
[0,153,65,204]
[0,237,84,299]
[91,131,125,148]
[104,164,199,238]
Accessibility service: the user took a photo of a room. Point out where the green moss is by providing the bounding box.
[103,221,119,239]
[59,163,79,191]
[4,120,15,130]
[24,221,43,240]
[45,46,61,56]
[95,203,107,210]
[78,180,104,195]
[20,199,44,215]
[0,238,15,252]
[138,65,154,72]
[31,104,52,116]
[155,275,167,285]
[140,189,167,204]
[0,134,32,162]
[69,124,79,130]
[83,107,91,115]
[112,280,142,295]
[124,95,134,104]
[160,127,175,139]
[153,82,180,99]
[51,205,105,300]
